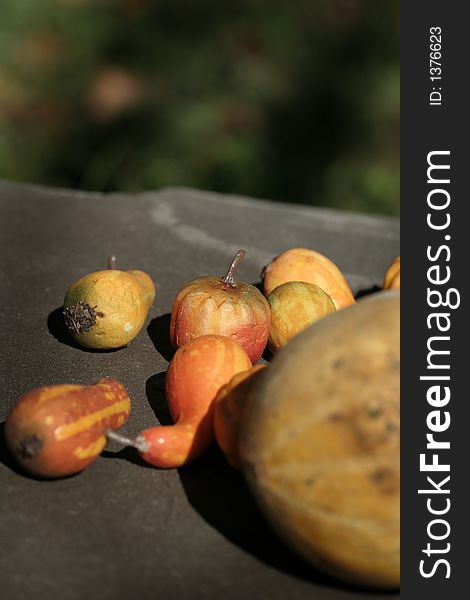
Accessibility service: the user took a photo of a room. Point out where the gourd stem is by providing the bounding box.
[105,428,149,453]
[108,255,117,270]
[221,249,246,288]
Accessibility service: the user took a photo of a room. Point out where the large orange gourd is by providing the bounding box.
[240,292,400,589]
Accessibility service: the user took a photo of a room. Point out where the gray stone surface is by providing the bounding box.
[0,182,400,600]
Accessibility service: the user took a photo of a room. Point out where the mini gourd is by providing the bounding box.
[63,256,155,349]
[170,250,270,364]
[5,378,131,478]
[383,256,400,290]
[261,247,355,310]
[267,281,335,353]
[108,335,252,469]
[214,364,267,469]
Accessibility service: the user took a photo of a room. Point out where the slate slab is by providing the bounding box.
[0,182,400,600]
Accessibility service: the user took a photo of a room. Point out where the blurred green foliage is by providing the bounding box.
[0,0,399,215]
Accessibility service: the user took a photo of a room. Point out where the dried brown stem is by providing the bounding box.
[63,302,97,334]
[221,249,246,288]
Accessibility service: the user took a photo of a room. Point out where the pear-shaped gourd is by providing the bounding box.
[5,378,131,478]
[262,247,355,310]
[63,257,155,349]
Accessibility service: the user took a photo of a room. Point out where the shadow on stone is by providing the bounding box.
[145,371,172,426]
[100,445,152,469]
[355,285,382,300]
[147,313,175,362]
[0,421,26,476]
[47,306,82,349]
[102,371,171,467]
[261,346,273,363]
[178,445,357,591]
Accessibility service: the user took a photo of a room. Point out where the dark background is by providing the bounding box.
[401,1,467,597]
[0,0,399,215]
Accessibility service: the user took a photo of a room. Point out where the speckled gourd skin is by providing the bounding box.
[170,275,270,364]
[64,269,155,349]
[262,247,355,310]
[240,292,400,589]
[267,281,335,352]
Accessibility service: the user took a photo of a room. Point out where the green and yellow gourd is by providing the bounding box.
[63,258,155,349]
